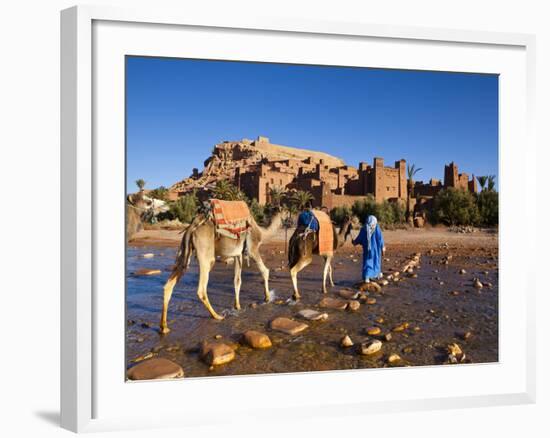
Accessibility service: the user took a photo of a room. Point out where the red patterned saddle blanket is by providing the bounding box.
[210,199,251,239]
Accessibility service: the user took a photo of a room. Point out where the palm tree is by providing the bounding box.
[487,175,496,192]
[212,180,246,201]
[476,176,488,191]
[135,179,146,192]
[406,164,422,221]
[291,190,314,210]
[268,186,286,207]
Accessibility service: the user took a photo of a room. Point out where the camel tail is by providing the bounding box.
[170,224,195,280]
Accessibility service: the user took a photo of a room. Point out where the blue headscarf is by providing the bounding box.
[366,215,378,250]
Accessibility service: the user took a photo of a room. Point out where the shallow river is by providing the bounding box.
[126,240,498,378]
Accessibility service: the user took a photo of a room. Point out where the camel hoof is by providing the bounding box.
[234,304,241,311]
[159,326,171,335]
[292,294,301,301]
[212,314,225,321]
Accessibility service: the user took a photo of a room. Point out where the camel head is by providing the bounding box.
[335,215,354,248]
[127,192,169,220]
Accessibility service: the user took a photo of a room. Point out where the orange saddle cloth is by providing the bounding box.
[312,209,334,256]
[210,199,251,239]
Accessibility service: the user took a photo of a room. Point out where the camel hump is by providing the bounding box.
[312,210,334,256]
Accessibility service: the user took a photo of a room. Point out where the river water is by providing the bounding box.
[126,239,498,378]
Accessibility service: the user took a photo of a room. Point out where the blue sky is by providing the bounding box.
[126,56,498,191]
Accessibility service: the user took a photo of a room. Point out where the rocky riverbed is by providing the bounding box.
[126,227,498,380]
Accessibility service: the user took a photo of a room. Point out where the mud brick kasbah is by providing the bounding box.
[168,136,478,209]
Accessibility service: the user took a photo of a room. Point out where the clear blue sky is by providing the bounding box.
[126,56,498,191]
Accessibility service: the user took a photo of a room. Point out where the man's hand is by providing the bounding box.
[382,246,387,255]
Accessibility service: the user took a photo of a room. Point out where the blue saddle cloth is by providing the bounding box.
[298,210,319,231]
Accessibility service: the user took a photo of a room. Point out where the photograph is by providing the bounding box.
[125,56,499,380]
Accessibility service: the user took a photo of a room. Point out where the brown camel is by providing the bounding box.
[159,207,283,334]
[288,215,352,300]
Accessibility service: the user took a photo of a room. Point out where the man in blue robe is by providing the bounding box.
[352,215,386,282]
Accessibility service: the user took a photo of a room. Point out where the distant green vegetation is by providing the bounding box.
[431,186,498,227]
[148,186,168,201]
[135,179,146,191]
[349,196,405,227]
[152,178,498,229]
[159,191,199,224]
[431,188,479,226]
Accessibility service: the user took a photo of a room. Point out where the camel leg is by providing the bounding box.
[328,261,335,287]
[196,254,223,320]
[290,256,312,300]
[233,255,243,310]
[160,273,180,334]
[249,245,271,302]
[322,255,333,294]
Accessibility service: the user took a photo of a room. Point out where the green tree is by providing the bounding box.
[351,196,377,224]
[291,190,314,210]
[476,175,488,191]
[487,175,496,192]
[135,179,146,192]
[249,198,267,224]
[351,196,404,227]
[390,200,406,224]
[268,186,286,207]
[406,164,422,221]
[432,188,479,226]
[212,180,247,201]
[149,186,168,200]
[477,190,498,226]
[166,192,198,223]
[330,206,352,226]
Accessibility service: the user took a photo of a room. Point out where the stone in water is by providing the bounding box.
[347,300,361,311]
[339,289,360,300]
[341,335,354,348]
[298,309,329,321]
[243,330,272,349]
[127,358,184,380]
[134,268,162,276]
[473,278,483,289]
[366,326,381,336]
[319,297,349,310]
[270,317,308,335]
[201,341,236,366]
[361,340,382,355]
[387,353,401,364]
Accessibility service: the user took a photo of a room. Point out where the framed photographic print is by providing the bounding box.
[61,5,536,433]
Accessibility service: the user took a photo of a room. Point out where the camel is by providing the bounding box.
[159,206,284,334]
[126,193,169,241]
[288,215,352,300]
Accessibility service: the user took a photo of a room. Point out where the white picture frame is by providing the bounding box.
[60,4,536,433]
